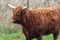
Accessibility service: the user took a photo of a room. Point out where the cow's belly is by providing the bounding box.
[44,31,53,35]
[29,30,52,38]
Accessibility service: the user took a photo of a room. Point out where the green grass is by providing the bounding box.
[0,32,25,40]
[0,25,60,40]
[0,32,60,40]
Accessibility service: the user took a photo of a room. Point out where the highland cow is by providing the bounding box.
[8,4,60,40]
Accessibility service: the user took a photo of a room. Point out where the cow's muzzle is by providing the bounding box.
[11,19,16,23]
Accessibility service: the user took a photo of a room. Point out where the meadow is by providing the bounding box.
[0,25,60,40]
[0,0,60,40]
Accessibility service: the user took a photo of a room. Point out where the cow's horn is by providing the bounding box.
[8,3,16,8]
[22,6,28,9]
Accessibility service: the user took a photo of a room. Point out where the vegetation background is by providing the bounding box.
[0,0,60,40]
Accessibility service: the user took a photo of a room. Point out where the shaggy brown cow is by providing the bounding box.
[8,4,60,40]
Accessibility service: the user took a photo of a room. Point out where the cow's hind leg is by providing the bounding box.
[53,32,59,40]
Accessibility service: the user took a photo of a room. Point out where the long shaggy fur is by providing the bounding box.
[12,7,60,40]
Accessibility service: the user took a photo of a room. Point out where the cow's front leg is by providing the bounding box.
[23,28,32,40]
[38,32,43,40]
[38,36,42,40]
[26,35,32,40]
[53,32,59,40]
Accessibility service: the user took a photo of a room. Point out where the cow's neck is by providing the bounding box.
[21,9,28,27]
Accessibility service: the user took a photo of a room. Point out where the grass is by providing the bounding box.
[0,32,60,40]
[0,32,25,40]
[0,25,60,40]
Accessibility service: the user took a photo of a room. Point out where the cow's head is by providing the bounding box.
[8,4,28,24]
